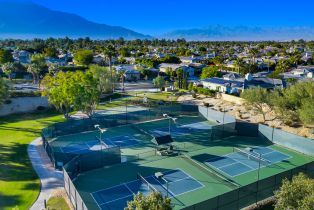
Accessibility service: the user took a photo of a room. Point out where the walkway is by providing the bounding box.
[28,137,64,210]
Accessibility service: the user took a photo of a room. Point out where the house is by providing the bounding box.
[13,50,31,64]
[159,63,195,76]
[115,64,141,81]
[281,66,314,80]
[179,56,201,64]
[202,77,244,94]
[93,54,105,64]
[223,72,241,81]
[243,73,284,90]
[46,57,67,66]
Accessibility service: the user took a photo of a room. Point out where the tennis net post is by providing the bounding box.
[137,173,158,193]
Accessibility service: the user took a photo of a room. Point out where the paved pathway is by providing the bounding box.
[28,137,64,210]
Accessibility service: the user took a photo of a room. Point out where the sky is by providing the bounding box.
[29,0,314,36]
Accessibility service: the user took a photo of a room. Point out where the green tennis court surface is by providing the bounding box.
[72,126,314,210]
[91,169,203,210]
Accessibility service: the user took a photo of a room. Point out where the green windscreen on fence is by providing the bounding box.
[182,161,314,210]
[259,124,314,157]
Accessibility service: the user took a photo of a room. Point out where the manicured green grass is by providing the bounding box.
[0,110,63,210]
[97,92,178,109]
[47,196,70,210]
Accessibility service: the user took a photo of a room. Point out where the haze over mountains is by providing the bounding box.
[0,1,314,41]
[163,25,314,41]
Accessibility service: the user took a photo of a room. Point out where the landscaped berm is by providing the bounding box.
[41,104,314,210]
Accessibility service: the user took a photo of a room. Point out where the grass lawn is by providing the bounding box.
[47,196,70,210]
[0,91,177,209]
[97,92,178,109]
[0,110,63,210]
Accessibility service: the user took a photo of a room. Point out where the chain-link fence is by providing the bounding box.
[259,124,314,157]
[182,161,314,210]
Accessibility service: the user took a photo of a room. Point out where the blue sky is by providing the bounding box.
[30,0,314,35]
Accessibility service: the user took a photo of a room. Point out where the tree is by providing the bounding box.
[27,63,41,84]
[72,71,100,117]
[274,173,314,210]
[212,56,224,67]
[41,72,74,119]
[249,48,259,64]
[271,81,314,126]
[103,45,117,91]
[28,54,46,84]
[41,71,100,118]
[275,59,292,74]
[73,50,93,66]
[240,87,273,123]
[234,58,245,74]
[2,62,15,80]
[88,64,114,94]
[125,192,172,210]
[153,76,165,91]
[200,66,222,79]
[44,47,58,58]
[0,49,13,64]
[0,77,9,105]
[48,64,60,75]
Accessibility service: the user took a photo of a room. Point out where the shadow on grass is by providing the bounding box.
[0,192,22,208]
[0,143,38,182]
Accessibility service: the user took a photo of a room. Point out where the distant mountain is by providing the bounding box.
[0,1,151,40]
[163,25,314,41]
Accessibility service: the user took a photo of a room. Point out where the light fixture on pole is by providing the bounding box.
[163,114,177,135]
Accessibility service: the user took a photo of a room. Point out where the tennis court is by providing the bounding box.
[91,169,203,210]
[102,135,140,148]
[60,139,107,154]
[204,146,291,177]
[151,121,212,137]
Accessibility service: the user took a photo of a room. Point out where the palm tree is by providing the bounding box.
[27,63,41,84]
[249,48,259,64]
[1,62,15,80]
[234,58,245,74]
[48,64,60,75]
[103,45,117,92]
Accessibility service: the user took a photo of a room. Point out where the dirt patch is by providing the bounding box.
[177,93,314,140]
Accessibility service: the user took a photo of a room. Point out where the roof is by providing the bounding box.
[244,77,283,89]
[202,77,244,87]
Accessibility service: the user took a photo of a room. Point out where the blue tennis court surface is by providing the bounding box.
[91,169,204,210]
[204,146,291,177]
[152,122,211,137]
[60,140,106,154]
[103,135,139,148]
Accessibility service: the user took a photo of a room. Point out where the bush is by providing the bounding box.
[191,86,216,96]
[36,106,46,111]
[10,91,41,98]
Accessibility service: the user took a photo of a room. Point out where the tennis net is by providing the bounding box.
[137,173,158,192]
[181,154,240,189]
[234,147,271,166]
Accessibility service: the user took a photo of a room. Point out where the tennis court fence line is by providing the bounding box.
[182,161,314,210]
[63,166,88,210]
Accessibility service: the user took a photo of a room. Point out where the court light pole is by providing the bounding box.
[163,114,177,135]
[94,124,107,144]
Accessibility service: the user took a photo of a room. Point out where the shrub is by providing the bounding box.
[10,91,41,98]
[36,106,46,111]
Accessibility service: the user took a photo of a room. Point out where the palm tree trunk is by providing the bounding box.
[31,72,36,84]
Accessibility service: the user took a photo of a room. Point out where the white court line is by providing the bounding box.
[204,156,237,169]
[153,168,205,197]
[90,191,103,210]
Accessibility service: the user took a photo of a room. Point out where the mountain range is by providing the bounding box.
[0,1,151,39]
[163,25,314,41]
[0,1,314,41]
